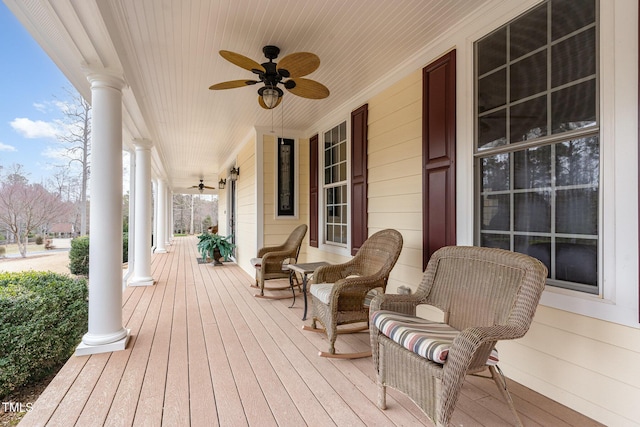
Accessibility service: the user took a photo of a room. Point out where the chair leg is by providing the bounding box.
[377,383,387,409]
[489,365,524,427]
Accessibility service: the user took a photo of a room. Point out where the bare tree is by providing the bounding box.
[0,165,72,257]
[57,86,91,236]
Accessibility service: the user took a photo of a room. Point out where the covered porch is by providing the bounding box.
[19,236,602,427]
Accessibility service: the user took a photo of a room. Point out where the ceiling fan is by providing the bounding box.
[190,179,215,193]
[209,45,330,109]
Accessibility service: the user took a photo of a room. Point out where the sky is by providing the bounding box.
[0,2,75,185]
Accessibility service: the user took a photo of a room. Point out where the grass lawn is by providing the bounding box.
[0,243,46,255]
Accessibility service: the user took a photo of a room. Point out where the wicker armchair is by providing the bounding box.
[307,229,403,358]
[369,246,547,427]
[250,224,307,298]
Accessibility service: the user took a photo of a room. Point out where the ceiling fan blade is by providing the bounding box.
[203,185,216,189]
[258,95,282,109]
[286,78,330,99]
[219,50,265,73]
[209,80,258,90]
[277,52,320,77]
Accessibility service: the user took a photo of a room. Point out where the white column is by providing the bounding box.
[129,139,155,286]
[165,188,172,246]
[76,70,130,356]
[156,179,167,253]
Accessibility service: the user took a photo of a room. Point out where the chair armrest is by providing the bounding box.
[445,325,524,373]
[368,292,422,316]
[257,244,286,258]
[314,260,358,283]
[261,249,295,270]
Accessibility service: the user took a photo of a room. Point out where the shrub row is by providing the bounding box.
[69,233,128,276]
[0,271,88,399]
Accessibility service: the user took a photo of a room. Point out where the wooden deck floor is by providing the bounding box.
[19,236,603,427]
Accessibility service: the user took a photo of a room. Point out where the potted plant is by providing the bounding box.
[197,232,235,265]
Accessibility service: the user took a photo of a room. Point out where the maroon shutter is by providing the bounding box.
[351,104,369,255]
[423,50,456,270]
[309,134,319,247]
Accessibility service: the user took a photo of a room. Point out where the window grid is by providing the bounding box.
[323,122,347,245]
[475,0,599,294]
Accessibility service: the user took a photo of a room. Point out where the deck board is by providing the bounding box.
[19,236,605,427]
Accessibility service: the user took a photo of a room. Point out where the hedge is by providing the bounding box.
[0,271,88,399]
[69,234,129,276]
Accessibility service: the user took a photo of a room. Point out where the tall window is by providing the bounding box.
[277,138,295,216]
[475,0,599,293]
[324,121,348,245]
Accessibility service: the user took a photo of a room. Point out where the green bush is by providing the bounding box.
[69,236,90,276]
[69,234,129,276]
[0,271,88,399]
[35,235,44,245]
[0,246,5,258]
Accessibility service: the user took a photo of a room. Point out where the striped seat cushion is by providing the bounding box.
[371,310,499,365]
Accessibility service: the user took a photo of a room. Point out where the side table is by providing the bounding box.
[286,261,329,320]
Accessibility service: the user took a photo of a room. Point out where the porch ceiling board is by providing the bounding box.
[18,236,604,427]
[5,0,498,193]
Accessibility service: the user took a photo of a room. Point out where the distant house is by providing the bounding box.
[48,223,74,238]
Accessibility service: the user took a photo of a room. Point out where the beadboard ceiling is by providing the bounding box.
[5,0,491,194]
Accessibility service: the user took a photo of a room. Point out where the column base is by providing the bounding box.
[75,329,131,356]
[129,276,155,287]
[155,248,167,253]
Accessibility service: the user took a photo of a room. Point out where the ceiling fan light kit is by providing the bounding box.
[210,45,329,109]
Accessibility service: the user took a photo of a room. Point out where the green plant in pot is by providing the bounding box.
[197,232,235,265]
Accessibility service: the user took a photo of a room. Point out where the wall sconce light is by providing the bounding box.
[230,166,240,181]
[218,178,226,190]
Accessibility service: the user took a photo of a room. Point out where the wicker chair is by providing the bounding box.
[250,224,307,298]
[369,246,548,427]
[306,229,403,358]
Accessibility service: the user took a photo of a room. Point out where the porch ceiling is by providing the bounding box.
[4,0,490,194]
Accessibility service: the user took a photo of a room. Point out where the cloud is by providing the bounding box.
[10,117,60,139]
[33,102,48,113]
[0,142,17,152]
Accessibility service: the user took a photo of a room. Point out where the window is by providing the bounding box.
[323,122,348,245]
[277,138,295,216]
[475,0,599,293]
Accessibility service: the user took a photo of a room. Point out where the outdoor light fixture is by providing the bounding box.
[230,167,240,181]
[258,87,282,109]
[218,178,226,189]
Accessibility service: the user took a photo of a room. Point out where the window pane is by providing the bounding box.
[514,145,551,189]
[510,96,547,143]
[556,188,598,235]
[510,51,547,102]
[555,239,597,286]
[551,0,596,40]
[478,110,507,150]
[515,235,551,275]
[478,69,506,112]
[551,80,596,134]
[481,153,509,191]
[481,233,510,250]
[514,191,551,232]
[551,28,596,87]
[339,121,346,141]
[481,194,510,231]
[555,137,599,186]
[510,3,547,60]
[477,27,507,75]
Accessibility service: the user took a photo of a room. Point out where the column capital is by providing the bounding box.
[133,139,154,150]
[83,66,126,91]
